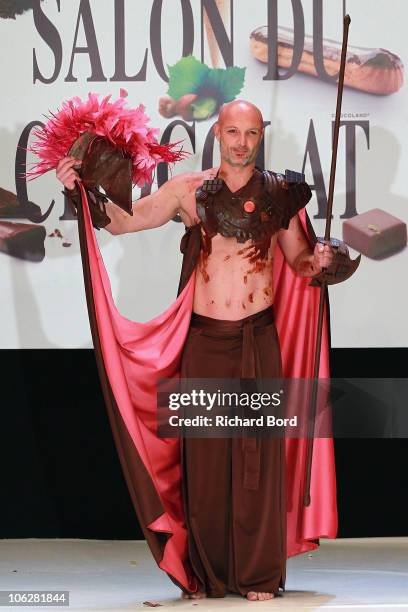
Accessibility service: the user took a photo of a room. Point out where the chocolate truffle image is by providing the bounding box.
[343,208,407,259]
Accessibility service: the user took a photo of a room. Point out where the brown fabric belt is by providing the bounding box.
[190,305,276,490]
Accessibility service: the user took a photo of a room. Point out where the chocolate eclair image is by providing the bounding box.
[250,25,404,95]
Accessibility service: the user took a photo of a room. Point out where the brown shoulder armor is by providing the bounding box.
[263,169,313,229]
[195,168,312,244]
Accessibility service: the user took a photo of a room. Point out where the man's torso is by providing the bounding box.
[178,168,280,320]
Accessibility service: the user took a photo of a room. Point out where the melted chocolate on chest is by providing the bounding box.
[196,169,282,265]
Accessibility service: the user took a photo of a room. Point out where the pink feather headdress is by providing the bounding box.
[26,89,187,186]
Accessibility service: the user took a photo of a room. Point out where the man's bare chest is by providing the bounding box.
[179,179,278,270]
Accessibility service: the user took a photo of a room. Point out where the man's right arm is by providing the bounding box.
[104,177,182,235]
[56,156,206,235]
[106,168,216,233]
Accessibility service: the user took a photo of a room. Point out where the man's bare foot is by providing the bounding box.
[246,591,275,601]
[181,590,207,599]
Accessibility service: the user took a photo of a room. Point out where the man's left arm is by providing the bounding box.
[277,213,334,277]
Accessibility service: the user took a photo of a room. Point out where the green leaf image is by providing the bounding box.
[167,56,210,101]
[166,56,246,117]
[204,66,246,103]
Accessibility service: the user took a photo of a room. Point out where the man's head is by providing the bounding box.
[214,100,264,168]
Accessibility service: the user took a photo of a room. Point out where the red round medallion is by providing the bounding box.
[243,200,256,213]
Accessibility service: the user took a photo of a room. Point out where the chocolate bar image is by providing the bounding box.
[0,221,46,262]
[0,186,42,219]
[250,26,404,95]
[342,208,407,259]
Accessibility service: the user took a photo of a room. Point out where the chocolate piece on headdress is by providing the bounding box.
[62,130,134,230]
[71,133,132,214]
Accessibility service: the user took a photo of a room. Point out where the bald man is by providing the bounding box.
[57,99,333,602]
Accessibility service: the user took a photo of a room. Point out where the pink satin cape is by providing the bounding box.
[76,181,337,593]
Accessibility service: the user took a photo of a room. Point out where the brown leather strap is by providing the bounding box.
[241,317,260,491]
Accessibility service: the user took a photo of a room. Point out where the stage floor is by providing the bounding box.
[0,537,407,611]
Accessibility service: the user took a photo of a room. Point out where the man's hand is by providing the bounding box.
[278,214,336,277]
[56,155,112,230]
[56,156,82,190]
[312,242,334,273]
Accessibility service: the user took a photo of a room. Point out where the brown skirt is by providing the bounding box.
[180,305,286,598]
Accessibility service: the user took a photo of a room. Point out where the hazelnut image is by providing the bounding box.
[158,95,177,118]
[175,94,198,120]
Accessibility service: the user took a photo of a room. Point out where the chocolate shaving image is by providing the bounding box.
[0,221,46,262]
[0,186,42,219]
[48,228,63,238]
[250,25,404,95]
[0,0,43,19]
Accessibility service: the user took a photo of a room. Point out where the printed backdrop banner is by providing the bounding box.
[0,0,406,349]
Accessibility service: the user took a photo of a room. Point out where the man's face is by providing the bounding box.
[214,107,264,168]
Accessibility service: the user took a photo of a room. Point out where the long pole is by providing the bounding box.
[303,14,351,507]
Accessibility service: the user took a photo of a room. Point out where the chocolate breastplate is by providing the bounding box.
[195,169,312,244]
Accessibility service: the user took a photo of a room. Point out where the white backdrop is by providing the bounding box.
[0,0,407,349]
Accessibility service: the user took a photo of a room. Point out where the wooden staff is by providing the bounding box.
[303,14,351,507]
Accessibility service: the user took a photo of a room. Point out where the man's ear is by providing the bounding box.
[213,122,220,141]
